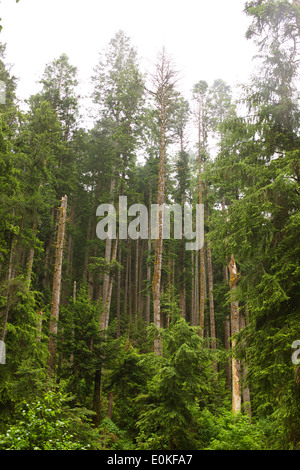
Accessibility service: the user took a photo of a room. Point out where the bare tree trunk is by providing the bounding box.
[26,219,37,287]
[190,251,195,325]
[124,242,129,316]
[116,244,121,338]
[224,283,232,392]
[102,176,116,309]
[228,254,241,414]
[128,239,132,322]
[47,195,68,376]
[205,190,216,350]
[146,235,151,325]
[240,308,252,418]
[152,154,164,354]
[151,48,177,356]
[100,237,118,331]
[138,239,144,317]
[195,250,199,324]
[198,120,205,338]
[179,237,186,319]
[222,197,231,390]
[134,238,139,326]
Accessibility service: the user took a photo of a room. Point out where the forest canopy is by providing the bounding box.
[0,0,299,452]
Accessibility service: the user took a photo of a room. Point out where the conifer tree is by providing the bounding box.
[148,48,178,354]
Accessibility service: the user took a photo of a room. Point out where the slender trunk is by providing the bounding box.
[179,238,186,319]
[146,235,151,325]
[101,237,118,331]
[138,239,144,317]
[224,308,232,391]
[190,251,195,325]
[152,85,167,355]
[195,250,199,324]
[124,242,129,316]
[134,238,139,326]
[205,188,216,350]
[152,184,164,354]
[222,197,231,389]
[47,195,68,376]
[198,118,205,337]
[128,239,132,322]
[102,176,116,308]
[228,254,241,414]
[26,219,37,287]
[116,244,121,338]
[240,308,251,418]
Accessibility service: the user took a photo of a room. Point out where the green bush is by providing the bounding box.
[0,390,98,450]
[202,410,267,450]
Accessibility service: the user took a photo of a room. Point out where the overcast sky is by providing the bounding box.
[0,0,256,110]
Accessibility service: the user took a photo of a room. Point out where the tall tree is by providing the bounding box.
[148,48,178,355]
[92,30,144,331]
[47,195,68,376]
[192,81,208,337]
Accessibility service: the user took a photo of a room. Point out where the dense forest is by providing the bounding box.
[0,0,299,452]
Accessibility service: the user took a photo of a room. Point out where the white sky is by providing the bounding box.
[0,0,256,108]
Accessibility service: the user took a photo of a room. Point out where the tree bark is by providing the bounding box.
[197,111,205,338]
[228,253,241,414]
[134,238,139,326]
[205,187,216,350]
[26,219,37,287]
[47,195,68,376]
[116,243,121,338]
[151,49,177,355]
[240,308,252,418]
[100,237,118,331]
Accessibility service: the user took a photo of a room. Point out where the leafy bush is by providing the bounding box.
[0,390,99,450]
[201,410,267,450]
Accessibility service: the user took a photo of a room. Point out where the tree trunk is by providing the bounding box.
[100,237,118,331]
[228,254,241,414]
[146,235,151,325]
[151,49,177,355]
[195,250,199,325]
[102,176,116,309]
[116,243,121,338]
[240,308,252,418]
[152,116,164,353]
[205,189,216,350]
[47,195,68,376]
[134,238,139,326]
[26,219,37,287]
[190,251,195,325]
[198,119,205,338]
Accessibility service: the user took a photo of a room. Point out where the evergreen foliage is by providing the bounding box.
[0,1,299,451]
